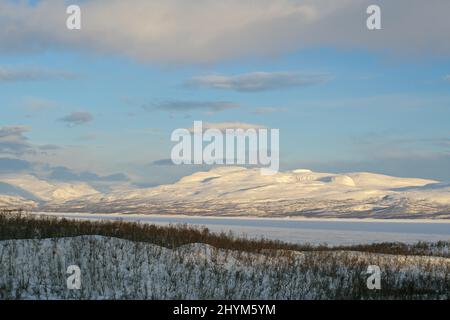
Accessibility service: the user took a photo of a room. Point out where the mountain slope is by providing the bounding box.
[1,235,449,299]
[0,174,99,209]
[41,167,450,218]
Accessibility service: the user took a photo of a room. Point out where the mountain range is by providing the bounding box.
[1,167,449,219]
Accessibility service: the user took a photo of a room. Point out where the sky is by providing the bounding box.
[1,0,450,186]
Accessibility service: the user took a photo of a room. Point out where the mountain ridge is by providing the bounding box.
[1,167,449,218]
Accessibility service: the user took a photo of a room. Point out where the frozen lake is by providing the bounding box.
[33,212,450,245]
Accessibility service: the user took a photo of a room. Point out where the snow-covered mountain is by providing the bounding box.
[35,167,450,219]
[0,174,99,209]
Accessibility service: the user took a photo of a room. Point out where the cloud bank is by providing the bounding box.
[2,0,450,64]
[252,107,287,115]
[0,66,76,82]
[187,122,266,133]
[59,112,93,126]
[0,126,32,155]
[150,101,240,114]
[188,72,331,92]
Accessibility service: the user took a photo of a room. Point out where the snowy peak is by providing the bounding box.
[0,174,99,205]
[165,167,438,200]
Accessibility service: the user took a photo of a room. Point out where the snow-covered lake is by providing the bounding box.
[33,212,450,245]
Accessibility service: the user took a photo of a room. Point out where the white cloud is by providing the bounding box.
[0,125,68,158]
[188,122,266,133]
[188,72,331,92]
[444,75,450,82]
[59,112,93,126]
[0,125,32,155]
[0,65,76,82]
[2,0,450,64]
[150,101,240,114]
[252,107,287,115]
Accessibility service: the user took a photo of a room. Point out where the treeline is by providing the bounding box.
[0,209,449,257]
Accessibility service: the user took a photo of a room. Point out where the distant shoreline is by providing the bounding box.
[31,211,450,224]
[23,211,450,245]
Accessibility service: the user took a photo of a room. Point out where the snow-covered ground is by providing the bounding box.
[1,235,449,300]
[33,212,450,245]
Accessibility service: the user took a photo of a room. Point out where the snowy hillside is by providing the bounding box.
[0,174,99,209]
[41,167,450,218]
[1,235,449,299]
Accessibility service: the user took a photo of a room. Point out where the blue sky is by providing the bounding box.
[1,0,450,185]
